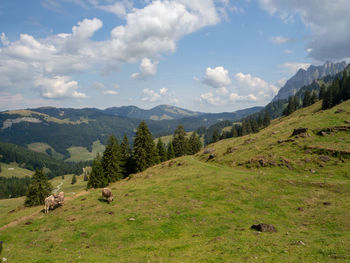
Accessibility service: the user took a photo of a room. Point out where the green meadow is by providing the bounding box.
[0,100,350,262]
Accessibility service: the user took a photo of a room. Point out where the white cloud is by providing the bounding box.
[199,71,278,106]
[131,58,158,79]
[141,88,161,102]
[102,90,119,95]
[98,1,132,18]
[1,33,9,46]
[258,0,350,61]
[160,87,168,95]
[141,87,177,103]
[235,72,278,96]
[0,1,228,100]
[203,66,231,88]
[34,75,87,99]
[270,36,291,44]
[280,62,311,74]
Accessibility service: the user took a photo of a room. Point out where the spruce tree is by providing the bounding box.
[133,121,157,172]
[188,132,202,154]
[263,110,270,127]
[156,138,167,162]
[211,130,220,143]
[303,90,312,107]
[172,125,189,157]
[120,135,133,177]
[71,174,77,185]
[102,135,122,183]
[231,125,238,137]
[87,153,106,189]
[319,85,326,100]
[311,91,318,104]
[167,142,175,160]
[24,169,53,207]
[250,118,259,133]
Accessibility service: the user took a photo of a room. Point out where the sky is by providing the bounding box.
[0,0,349,113]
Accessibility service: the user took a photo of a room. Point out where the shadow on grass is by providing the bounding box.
[98,197,110,204]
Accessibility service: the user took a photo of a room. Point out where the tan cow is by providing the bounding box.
[55,192,64,205]
[102,188,114,203]
[44,195,56,214]
[44,192,64,213]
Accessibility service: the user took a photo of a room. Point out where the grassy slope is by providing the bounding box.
[0,162,33,178]
[0,101,350,262]
[65,140,105,162]
[27,142,65,160]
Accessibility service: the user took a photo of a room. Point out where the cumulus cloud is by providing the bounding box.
[258,0,350,61]
[203,66,232,88]
[280,62,311,74]
[131,58,158,79]
[199,71,278,106]
[34,75,87,99]
[141,87,177,103]
[270,36,291,44]
[0,1,227,100]
[98,1,132,18]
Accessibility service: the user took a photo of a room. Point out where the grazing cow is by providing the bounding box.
[102,188,114,203]
[44,192,65,214]
[55,192,64,205]
[44,195,56,214]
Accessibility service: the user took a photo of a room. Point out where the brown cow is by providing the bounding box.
[102,188,114,203]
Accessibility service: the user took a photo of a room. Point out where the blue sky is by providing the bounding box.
[0,0,349,112]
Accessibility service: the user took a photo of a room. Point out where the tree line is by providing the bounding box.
[87,121,202,189]
[0,141,90,179]
[282,69,350,116]
[198,110,271,145]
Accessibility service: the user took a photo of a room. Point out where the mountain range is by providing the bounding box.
[273,61,347,101]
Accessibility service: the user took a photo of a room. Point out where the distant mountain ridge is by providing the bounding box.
[104,104,202,120]
[0,105,262,161]
[273,61,347,101]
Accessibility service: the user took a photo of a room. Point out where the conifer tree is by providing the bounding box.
[172,125,189,157]
[120,135,133,177]
[250,118,259,133]
[167,142,175,160]
[188,132,202,154]
[133,121,157,172]
[231,125,238,137]
[319,85,326,100]
[87,153,106,189]
[156,138,167,162]
[263,110,270,127]
[102,135,122,183]
[242,119,252,135]
[303,90,312,107]
[211,130,220,143]
[24,169,53,207]
[71,174,77,185]
[322,88,334,110]
[311,91,318,104]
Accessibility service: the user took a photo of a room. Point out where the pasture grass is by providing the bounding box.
[1,101,350,262]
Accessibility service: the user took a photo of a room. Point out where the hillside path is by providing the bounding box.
[0,190,89,231]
